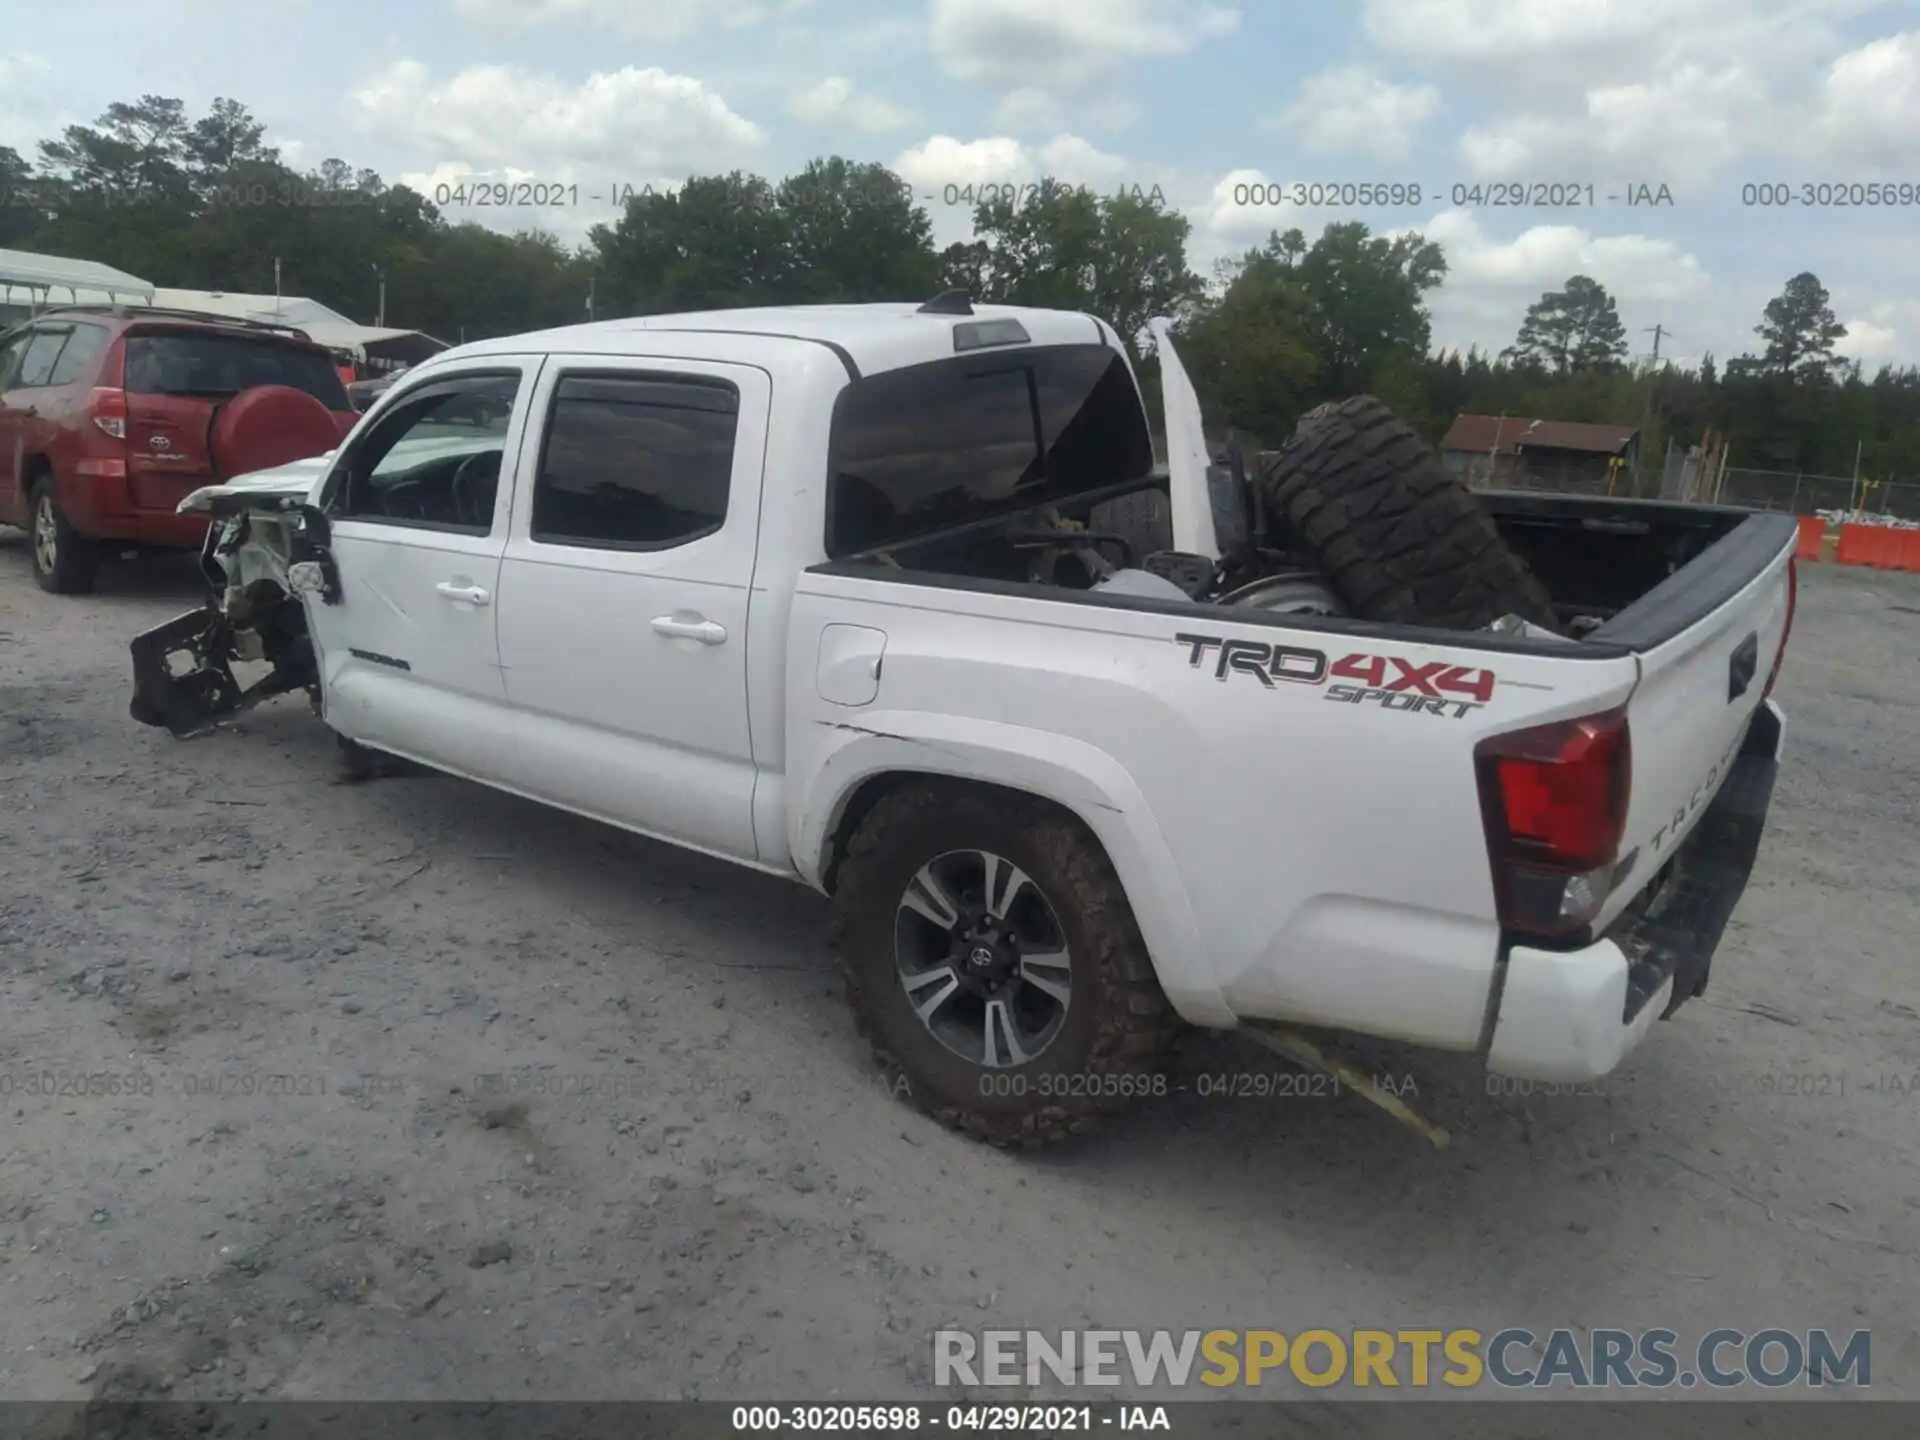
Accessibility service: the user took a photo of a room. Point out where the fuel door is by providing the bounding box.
[816,624,887,707]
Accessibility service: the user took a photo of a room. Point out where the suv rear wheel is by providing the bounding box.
[29,476,100,595]
[831,782,1175,1146]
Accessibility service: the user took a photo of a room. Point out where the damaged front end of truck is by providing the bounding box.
[130,474,339,739]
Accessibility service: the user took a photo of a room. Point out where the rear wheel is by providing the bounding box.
[29,477,100,595]
[831,783,1175,1147]
[1257,395,1556,631]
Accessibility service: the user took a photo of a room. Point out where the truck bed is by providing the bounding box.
[827,481,1791,656]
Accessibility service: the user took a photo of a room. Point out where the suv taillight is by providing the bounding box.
[1762,558,1796,700]
[87,386,128,439]
[1475,708,1631,939]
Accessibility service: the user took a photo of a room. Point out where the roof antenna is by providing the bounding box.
[917,290,973,316]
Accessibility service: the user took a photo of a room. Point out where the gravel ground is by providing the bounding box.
[1,535,1916,1409]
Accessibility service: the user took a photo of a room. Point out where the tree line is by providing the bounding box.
[5,94,1916,487]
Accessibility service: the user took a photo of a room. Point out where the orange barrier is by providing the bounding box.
[1794,516,1825,560]
[1836,522,1920,571]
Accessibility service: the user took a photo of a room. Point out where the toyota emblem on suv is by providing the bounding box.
[149,435,171,451]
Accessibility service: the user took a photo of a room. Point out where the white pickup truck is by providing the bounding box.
[130,298,1795,1145]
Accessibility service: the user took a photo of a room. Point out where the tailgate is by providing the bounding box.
[1596,513,1796,930]
[126,392,217,508]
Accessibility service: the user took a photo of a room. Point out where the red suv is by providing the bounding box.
[0,306,359,593]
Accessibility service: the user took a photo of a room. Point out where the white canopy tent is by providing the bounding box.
[0,247,155,316]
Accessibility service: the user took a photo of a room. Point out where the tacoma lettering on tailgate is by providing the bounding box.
[1174,634,1498,720]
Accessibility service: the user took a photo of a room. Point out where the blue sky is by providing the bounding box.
[5,0,1920,368]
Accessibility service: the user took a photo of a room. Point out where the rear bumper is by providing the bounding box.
[1487,699,1785,1081]
[52,469,210,548]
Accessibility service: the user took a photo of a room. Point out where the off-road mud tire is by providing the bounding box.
[1088,489,1175,559]
[1256,395,1557,630]
[830,781,1177,1148]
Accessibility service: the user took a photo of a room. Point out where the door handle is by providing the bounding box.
[651,614,727,645]
[435,581,491,606]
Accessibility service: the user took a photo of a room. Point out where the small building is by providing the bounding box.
[1440,414,1640,493]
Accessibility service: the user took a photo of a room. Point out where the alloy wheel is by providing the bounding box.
[893,848,1074,1068]
[32,494,58,575]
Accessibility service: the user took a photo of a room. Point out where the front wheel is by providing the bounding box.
[831,783,1175,1146]
[29,478,100,595]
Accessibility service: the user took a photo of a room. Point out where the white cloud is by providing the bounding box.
[1457,64,1752,181]
[892,135,1033,192]
[931,0,1239,90]
[1369,0,1904,181]
[0,53,61,157]
[891,133,1134,189]
[1036,134,1134,184]
[1843,317,1901,367]
[1420,210,1709,302]
[397,161,538,196]
[992,88,1062,133]
[452,0,810,39]
[1801,32,1920,168]
[790,77,914,134]
[1192,169,1310,253]
[343,61,765,177]
[1409,209,1711,356]
[891,132,1145,244]
[1273,66,1441,162]
[1362,0,1869,82]
[991,88,1140,134]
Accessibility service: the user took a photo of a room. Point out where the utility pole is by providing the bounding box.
[1632,326,1672,497]
[273,257,281,309]
[371,264,386,328]
[586,274,595,322]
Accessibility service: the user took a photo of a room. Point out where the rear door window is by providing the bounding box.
[0,330,32,388]
[47,323,107,385]
[14,328,72,389]
[826,343,1153,556]
[124,331,350,409]
[530,374,739,550]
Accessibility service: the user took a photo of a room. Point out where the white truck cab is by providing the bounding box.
[132,300,1795,1145]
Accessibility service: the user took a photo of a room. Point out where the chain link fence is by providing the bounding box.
[1706,468,1920,521]
[1478,455,1920,522]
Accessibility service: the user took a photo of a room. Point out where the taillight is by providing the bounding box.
[87,386,128,440]
[1475,708,1631,939]
[1762,557,1796,700]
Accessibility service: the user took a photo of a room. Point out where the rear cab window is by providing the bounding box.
[826,343,1153,557]
[123,329,351,410]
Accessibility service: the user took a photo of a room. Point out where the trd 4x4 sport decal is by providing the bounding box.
[1174,633,1497,719]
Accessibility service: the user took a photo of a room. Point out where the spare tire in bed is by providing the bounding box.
[1087,488,1174,559]
[1255,394,1556,631]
